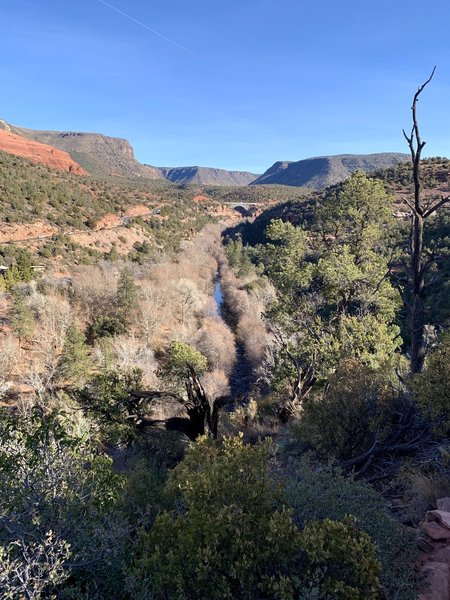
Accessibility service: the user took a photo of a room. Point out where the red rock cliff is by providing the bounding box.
[0,129,87,174]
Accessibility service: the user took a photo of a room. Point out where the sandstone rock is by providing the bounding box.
[433,547,450,565]
[419,562,450,600]
[422,521,450,542]
[427,511,450,531]
[0,130,86,174]
[124,204,151,218]
[437,499,450,513]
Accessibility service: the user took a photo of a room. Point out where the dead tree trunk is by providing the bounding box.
[129,365,232,440]
[402,67,450,373]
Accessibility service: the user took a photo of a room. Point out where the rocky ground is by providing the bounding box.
[419,498,450,599]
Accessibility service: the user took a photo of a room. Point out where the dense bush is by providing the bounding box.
[296,360,398,461]
[129,435,382,600]
[87,314,127,341]
[282,459,418,599]
[0,408,128,599]
[75,368,144,445]
[412,332,450,436]
[159,339,208,391]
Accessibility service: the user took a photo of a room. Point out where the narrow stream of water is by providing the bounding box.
[212,278,224,317]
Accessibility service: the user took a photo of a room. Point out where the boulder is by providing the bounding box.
[437,499,450,513]
[419,562,450,600]
[427,511,450,531]
[422,521,450,542]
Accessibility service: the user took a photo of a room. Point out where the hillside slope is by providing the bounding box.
[0,128,86,174]
[252,153,409,189]
[158,166,258,186]
[0,119,257,185]
[13,126,162,180]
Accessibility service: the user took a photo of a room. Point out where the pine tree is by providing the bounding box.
[10,292,34,348]
[57,324,92,385]
[116,268,138,325]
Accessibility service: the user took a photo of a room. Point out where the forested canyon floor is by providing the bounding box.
[0,160,449,599]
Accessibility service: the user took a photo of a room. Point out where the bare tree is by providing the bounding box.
[402,67,450,373]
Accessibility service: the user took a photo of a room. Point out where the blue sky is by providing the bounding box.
[1,0,449,173]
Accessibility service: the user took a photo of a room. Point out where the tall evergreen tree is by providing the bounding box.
[10,292,34,349]
[57,324,92,385]
[116,268,138,319]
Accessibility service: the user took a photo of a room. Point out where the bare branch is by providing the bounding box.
[423,194,450,218]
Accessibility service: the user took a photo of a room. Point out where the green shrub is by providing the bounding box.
[296,359,397,461]
[75,368,143,445]
[128,435,382,600]
[87,315,127,341]
[412,333,450,437]
[300,517,381,600]
[282,459,418,600]
[159,339,208,391]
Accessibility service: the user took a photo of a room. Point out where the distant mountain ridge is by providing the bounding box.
[157,166,258,186]
[0,119,259,185]
[252,153,410,189]
[0,119,409,189]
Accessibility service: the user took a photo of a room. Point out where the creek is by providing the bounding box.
[212,278,224,317]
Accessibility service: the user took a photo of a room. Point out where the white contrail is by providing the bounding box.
[97,0,199,58]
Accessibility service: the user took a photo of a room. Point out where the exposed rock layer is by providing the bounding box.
[0,129,86,174]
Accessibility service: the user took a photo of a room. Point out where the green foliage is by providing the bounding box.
[282,459,418,600]
[0,247,35,289]
[317,246,400,322]
[10,291,34,342]
[413,332,450,437]
[255,218,311,295]
[107,244,120,262]
[57,324,92,385]
[225,236,254,277]
[130,435,383,600]
[160,340,208,390]
[296,359,400,460]
[129,435,300,600]
[253,172,401,403]
[75,368,143,445]
[0,408,127,598]
[316,171,393,256]
[337,314,401,369]
[87,314,127,341]
[300,517,381,600]
[116,267,138,315]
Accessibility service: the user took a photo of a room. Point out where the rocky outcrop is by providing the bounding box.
[14,127,161,180]
[0,221,58,244]
[419,499,450,599]
[0,130,86,174]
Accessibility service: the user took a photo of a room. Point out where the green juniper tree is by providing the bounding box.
[10,291,34,349]
[256,172,401,420]
[115,267,138,326]
[57,324,93,386]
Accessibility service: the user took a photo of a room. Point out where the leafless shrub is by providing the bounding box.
[0,335,20,398]
[201,369,230,400]
[195,317,236,374]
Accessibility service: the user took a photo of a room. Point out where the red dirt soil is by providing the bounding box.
[0,129,87,175]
